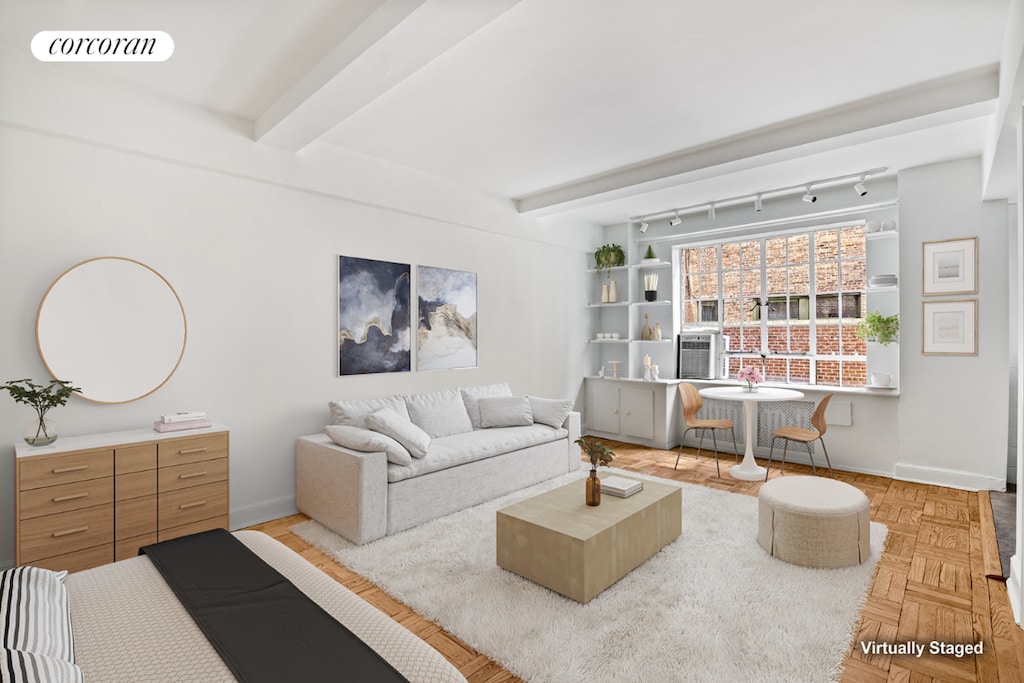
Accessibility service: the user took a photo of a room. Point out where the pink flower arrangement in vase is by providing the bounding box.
[737,366,763,392]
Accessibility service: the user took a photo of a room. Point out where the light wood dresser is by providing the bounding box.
[14,424,229,572]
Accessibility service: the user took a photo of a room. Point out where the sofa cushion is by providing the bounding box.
[527,396,575,429]
[460,383,513,429]
[365,409,431,459]
[324,425,413,466]
[0,566,74,663]
[329,395,409,428]
[404,388,473,438]
[479,396,533,428]
[387,424,567,482]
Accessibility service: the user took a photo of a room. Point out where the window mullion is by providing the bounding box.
[759,238,768,354]
[808,231,817,385]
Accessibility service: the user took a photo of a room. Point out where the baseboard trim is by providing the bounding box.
[230,495,297,531]
[1009,554,1022,626]
[892,463,1006,491]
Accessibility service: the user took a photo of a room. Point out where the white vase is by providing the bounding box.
[608,280,618,303]
[870,372,892,387]
[601,284,609,303]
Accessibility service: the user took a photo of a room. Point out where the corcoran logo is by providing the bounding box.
[31,31,174,62]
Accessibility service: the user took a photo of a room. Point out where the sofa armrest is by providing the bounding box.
[295,433,388,544]
[564,411,581,471]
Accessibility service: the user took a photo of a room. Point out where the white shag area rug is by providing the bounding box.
[292,468,886,683]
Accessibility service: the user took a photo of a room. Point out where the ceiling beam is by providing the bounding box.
[255,0,521,152]
[515,65,1000,216]
[982,0,1024,201]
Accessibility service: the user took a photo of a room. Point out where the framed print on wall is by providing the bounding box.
[417,266,477,370]
[922,236,977,295]
[338,255,411,375]
[922,299,977,356]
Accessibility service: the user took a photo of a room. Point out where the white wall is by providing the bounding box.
[0,54,599,566]
[896,157,1009,489]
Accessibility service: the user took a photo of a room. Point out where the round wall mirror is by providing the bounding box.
[36,257,187,404]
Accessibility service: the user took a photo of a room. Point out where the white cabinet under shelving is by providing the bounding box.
[584,378,680,449]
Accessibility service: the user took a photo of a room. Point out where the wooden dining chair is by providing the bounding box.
[677,382,738,477]
[764,393,835,480]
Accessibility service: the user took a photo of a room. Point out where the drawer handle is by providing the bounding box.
[178,471,207,480]
[52,526,88,538]
[52,492,89,503]
[52,465,88,474]
[178,447,208,455]
[179,500,207,510]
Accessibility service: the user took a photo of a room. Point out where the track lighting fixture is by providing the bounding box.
[669,212,682,227]
[639,220,649,234]
[754,194,763,212]
[708,203,716,220]
[853,176,867,197]
[802,186,816,203]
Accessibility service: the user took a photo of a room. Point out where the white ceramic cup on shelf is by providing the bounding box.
[870,372,892,387]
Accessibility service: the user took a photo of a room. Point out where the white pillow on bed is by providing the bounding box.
[365,408,431,459]
[0,649,82,683]
[324,425,413,466]
[478,396,533,428]
[0,567,74,663]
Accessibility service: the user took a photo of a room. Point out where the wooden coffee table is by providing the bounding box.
[496,476,681,603]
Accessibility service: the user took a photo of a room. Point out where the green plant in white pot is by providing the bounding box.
[855,312,899,346]
[1,378,80,446]
[594,244,625,275]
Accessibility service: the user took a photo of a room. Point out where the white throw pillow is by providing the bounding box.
[460,383,513,430]
[365,408,431,459]
[479,396,534,428]
[404,389,474,438]
[528,396,575,429]
[328,395,409,427]
[324,425,413,466]
[0,567,74,663]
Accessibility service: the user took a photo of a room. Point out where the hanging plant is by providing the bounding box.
[594,244,625,275]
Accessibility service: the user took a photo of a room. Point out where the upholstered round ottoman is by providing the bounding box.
[757,476,870,568]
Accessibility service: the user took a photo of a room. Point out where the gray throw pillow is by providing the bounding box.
[324,425,413,466]
[528,396,574,429]
[364,408,431,458]
[478,396,534,428]
[460,383,513,430]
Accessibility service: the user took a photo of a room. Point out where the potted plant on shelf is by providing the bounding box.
[855,311,899,346]
[1,378,81,446]
[594,244,625,275]
[576,436,615,506]
[643,245,659,263]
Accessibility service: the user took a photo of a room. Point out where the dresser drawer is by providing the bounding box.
[158,481,228,530]
[116,494,157,540]
[19,505,114,564]
[116,469,157,502]
[158,434,228,468]
[158,516,229,543]
[18,450,113,491]
[115,444,157,475]
[115,534,157,562]
[158,458,228,493]
[29,544,114,574]
[19,477,113,520]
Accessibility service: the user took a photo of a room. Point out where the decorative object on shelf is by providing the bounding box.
[642,354,653,381]
[601,283,609,303]
[575,436,615,507]
[867,274,897,288]
[594,244,625,275]
[855,311,899,346]
[608,360,621,379]
[642,245,659,263]
[1,378,81,446]
[652,322,662,341]
[737,366,763,393]
[869,372,892,387]
[608,280,618,303]
[922,236,977,296]
[641,314,652,340]
[651,363,660,381]
[598,365,605,378]
[922,299,977,356]
[644,272,659,300]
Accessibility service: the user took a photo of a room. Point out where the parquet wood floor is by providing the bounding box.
[248,440,1024,682]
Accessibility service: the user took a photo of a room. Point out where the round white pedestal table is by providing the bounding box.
[698,386,805,481]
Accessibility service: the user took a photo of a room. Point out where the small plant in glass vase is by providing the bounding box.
[737,366,763,392]
[1,378,80,446]
[576,436,615,506]
[855,312,899,346]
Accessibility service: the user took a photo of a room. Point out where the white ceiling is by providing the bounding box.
[0,0,1016,226]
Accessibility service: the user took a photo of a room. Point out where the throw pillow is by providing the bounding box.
[0,567,74,663]
[365,408,431,459]
[478,396,534,428]
[460,383,513,429]
[404,389,473,438]
[328,395,409,427]
[0,650,83,683]
[528,396,575,429]
[324,425,413,466]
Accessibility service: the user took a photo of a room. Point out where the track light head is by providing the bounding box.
[802,186,816,203]
[668,212,682,227]
[754,194,763,212]
[639,220,649,234]
[854,176,867,197]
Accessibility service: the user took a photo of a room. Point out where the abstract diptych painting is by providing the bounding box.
[417,266,477,370]
[338,256,411,375]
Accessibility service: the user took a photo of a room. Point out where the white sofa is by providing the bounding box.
[296,383,581,544]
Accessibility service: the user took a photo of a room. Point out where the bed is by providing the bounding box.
[4,531,467,683]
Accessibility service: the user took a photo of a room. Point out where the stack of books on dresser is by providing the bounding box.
[600,476,644,498]
[153,411,211,433]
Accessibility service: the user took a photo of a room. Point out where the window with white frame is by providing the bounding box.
[679,223,868,386]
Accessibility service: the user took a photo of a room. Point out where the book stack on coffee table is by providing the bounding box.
[600,476,643,498]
